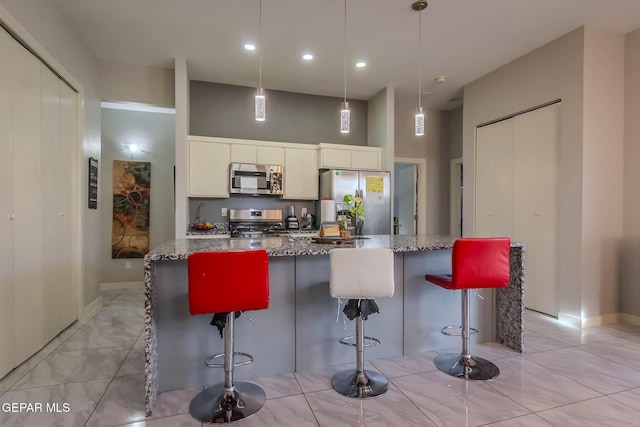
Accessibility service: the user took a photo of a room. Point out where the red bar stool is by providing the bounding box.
[425,238,510,380]
[329,248,395,398]
[187,250,269,423]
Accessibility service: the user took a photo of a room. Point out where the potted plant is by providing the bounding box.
[343,194,365,235]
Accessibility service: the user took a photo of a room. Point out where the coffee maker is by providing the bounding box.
[286,204,299,230]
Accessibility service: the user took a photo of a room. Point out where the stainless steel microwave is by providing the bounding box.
[229,163,284,195]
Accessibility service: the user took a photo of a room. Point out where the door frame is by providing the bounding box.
[450,157,463,237]
[394,157,426,235]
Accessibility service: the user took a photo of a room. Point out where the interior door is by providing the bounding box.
[394,163,417,234]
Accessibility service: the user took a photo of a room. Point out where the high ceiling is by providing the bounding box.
[51,0,640,109]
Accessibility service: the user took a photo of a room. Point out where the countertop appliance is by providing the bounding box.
[318,169,391,235]
[229,209,286,238]
[230,163,283,196]
[301,213,315,230]
[286,204,299,230]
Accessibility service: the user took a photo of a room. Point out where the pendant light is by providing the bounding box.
[340,0,350,134]
[413,0,428,136]
[255,0,266,121]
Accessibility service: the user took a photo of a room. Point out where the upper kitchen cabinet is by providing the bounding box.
[283,146,318,200]
[317,143,381,170]
[188,137,231,197]
[230,140,285,165]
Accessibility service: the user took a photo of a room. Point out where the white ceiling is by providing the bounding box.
[51,0,640,110]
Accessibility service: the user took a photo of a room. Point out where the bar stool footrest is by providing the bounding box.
[338,335,381,348]
[205,351,254,368]
[440,325,479,337]
[189,381,266,423]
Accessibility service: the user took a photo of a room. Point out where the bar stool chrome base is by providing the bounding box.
[189,382,266,424]
[331,369,389,398]
[434,353,500,380]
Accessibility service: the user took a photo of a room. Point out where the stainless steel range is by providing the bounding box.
[229,209,287,238]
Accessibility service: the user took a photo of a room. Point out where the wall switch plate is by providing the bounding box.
[221,208,228,217]
[125,261,132,269]
[301,208,308,216]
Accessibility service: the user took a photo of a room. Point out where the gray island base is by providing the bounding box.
[143,235,524,415]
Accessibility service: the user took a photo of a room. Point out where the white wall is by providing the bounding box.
[0,0,102,309]
[464,27,585,320]
[100,107,175,284]
[367,87,395,170]
[622,28,640,317]
[99,61,174,108]
[581,27,625,321]
[464,26,627,323]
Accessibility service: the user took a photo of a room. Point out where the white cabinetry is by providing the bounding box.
[318,143,381,170]
[188,139,231,197]
[475,103,559,316]
[230,142,284,165]
[0,29,79,375]
[284,147,318,200]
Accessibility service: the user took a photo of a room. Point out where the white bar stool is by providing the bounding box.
[329,247,394,398]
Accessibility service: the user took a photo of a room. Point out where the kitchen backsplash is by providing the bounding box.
[188,196,317,225]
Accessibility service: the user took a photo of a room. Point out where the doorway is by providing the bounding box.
[394,157,427,234]
[450,158,463,237]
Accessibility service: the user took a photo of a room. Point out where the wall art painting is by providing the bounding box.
[112,160,151,258]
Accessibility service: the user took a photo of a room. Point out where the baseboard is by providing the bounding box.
[581,313,621,328]
[100,281,144,290]
[557,312,582,327]
[80,296,103,322]
[622,313,640,326]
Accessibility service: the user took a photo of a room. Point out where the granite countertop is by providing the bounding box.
[145,234,462,261]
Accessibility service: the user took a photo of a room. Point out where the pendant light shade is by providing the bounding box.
[413,1,428,137]
[341,101,350,134]
[340,0,350,134]
[255,0,265,122]
[415,107,425,136]
[255,87,266,121]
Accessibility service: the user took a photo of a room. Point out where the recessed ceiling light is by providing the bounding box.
[302,53,314,60]
[244,43,256,51]
[356,61,366,68]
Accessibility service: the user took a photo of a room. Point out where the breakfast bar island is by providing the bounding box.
[143,235,524,415]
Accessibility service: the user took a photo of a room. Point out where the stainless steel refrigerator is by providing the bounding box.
[318,169,391,235]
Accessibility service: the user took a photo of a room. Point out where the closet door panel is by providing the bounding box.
[534,104,560,316]
[58,81,77,329]
[0,29,15,378]
[12,39,45,364]
[475,119,514,238]
[41,65,61,342]
[514,112,539,310]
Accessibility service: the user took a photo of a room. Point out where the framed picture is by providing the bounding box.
[88,157,98,209]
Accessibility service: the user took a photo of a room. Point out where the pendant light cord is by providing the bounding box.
[418,8,422,109]
[259,0,263,89]
[343,0,347,103]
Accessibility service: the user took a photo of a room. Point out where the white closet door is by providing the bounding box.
[533,104,559,316]
[475,119,514,238]
[0,29,15,378]
[514,104,559,316]
[12,38,45,365]
[514,112,539,310]
[41,64,62,343]
[58,81,77,329]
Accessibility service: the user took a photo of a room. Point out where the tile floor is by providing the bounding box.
[2,288,640,426]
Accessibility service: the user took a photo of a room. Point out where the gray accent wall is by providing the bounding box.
[449,106,463,160]
[190,81,367,145]
[100,108,176,283]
